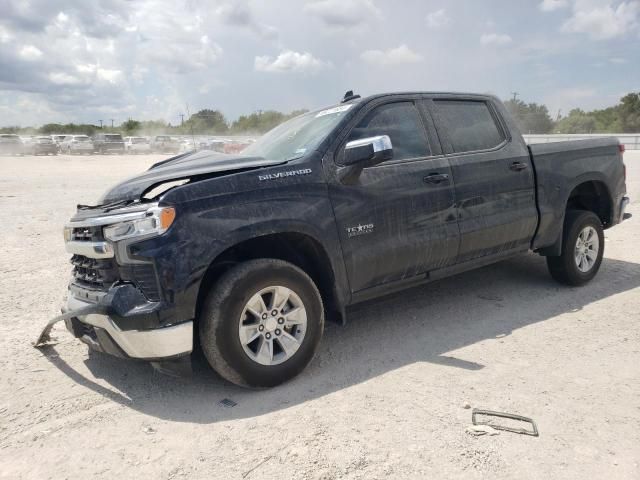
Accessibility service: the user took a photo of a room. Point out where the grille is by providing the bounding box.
[71,225,103,242]
[69,222,161,301]
[70,254,118,290]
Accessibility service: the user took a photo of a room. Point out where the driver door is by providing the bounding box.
[327,99,459,293]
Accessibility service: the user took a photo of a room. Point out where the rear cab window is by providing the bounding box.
[345,102,431,162]
[434,100,506,153]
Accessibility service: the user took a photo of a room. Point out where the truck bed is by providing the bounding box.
[529,137,626,252]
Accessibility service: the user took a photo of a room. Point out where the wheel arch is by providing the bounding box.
[538,178,613,256]
[195,231,346,337]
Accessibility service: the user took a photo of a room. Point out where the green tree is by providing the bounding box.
[504,99,554,134]
[591,106,622,133]
[555,109,597,134]
[230,109,308,133]
[184,109,228,134]
[122,119,141,135]
[619,92,640,133]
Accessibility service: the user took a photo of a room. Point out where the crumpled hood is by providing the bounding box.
[99,150,284,204]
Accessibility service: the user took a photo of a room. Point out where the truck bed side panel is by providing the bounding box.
[529,138,625,251]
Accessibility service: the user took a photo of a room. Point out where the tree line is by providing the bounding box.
[0,108,309,136]
[504,92,640,134]
[2,92,639,136]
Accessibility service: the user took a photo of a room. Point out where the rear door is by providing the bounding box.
[428,97,537,262]
[327,98,459,293]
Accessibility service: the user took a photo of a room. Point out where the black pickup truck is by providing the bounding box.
[46,91,630,387]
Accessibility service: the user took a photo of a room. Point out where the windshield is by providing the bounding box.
[105,134,123,141]
[132,137,146,143]
[0,135,20,143]
[242,104,355,161]
[75,136,90,141]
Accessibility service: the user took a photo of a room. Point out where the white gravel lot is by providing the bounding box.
[0,152,638,479]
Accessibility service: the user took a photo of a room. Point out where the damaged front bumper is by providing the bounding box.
[63,293,193,360]
[35,282,193,362]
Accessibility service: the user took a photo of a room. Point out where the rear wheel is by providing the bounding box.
[547,210,604,286]
[199,259,324,388]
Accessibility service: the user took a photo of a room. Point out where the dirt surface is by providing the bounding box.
[0,152,639,479]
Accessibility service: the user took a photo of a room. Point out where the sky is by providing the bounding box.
[0,0,639,127]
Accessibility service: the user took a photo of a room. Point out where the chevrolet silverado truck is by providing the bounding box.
[41,91,631,388]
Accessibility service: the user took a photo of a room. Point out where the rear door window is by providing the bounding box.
[346,102,431,161]
[434,100,505,153]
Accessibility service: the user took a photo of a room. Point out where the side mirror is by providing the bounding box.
[343,135,393,167]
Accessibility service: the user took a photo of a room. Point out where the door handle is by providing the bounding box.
[510,162,528,171]
[423,173,450,185]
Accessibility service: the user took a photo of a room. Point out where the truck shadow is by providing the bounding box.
[43,253,640,424]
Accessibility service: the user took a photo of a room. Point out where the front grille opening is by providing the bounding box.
[70,254,117,290]
[71,225,104,242]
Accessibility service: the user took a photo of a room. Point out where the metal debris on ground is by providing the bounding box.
[472,409,539,437]
[242,455,273,479]
[466,425,500,436]
[219,398,237,408]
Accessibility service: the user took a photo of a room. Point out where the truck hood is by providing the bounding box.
[99,150,284,204]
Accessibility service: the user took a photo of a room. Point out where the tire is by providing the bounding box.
[199,259,324,388]
[547,210,604,286]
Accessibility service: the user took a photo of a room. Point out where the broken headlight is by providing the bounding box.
[103,205,176,242]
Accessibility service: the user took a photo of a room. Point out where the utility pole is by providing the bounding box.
[99,120,103,128]
[555,109,562,121]
[110,119,114,128]
[179,114,185,126]
[511,92,519,102]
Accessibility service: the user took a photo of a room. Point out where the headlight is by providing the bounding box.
[103,206,176,242]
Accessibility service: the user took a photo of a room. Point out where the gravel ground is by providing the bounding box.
[0,152,638,479]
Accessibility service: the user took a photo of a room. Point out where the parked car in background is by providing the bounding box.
[151,135,179,153]
[92,133,125,154]
[223,140,251,154]
[51,135,69,147]
[178,139,197,153]
[0,134,24,155]
[60,135,94,154]
[28,136,59,155]
[124,136,152,154]
[203,139,226,152]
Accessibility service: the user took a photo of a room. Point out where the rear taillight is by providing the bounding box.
[619,144,625,154]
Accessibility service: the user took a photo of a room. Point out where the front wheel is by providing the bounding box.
[547,210,604,286]
[199,259,324,388]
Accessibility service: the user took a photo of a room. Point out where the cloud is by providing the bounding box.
[19,45,43,60]
[360,44,423,66]
[305,0,381,28]
[254,50,331,73]
[539,0,569,11]
[426,9,450,28]
[561,1,640,39]
[480,33,513,45]
[215,1,278,39]
[0,26,13,43]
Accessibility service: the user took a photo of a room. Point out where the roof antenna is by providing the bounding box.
[342,90,360,103]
